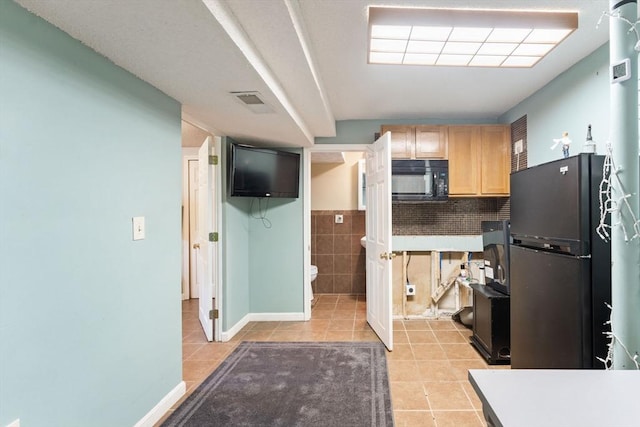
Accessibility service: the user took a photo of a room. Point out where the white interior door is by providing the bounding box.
[365,132,393,351]
[188,160,200,298]
[197,136,217,341]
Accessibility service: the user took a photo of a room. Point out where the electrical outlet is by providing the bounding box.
[335,214,343,224]
[406,282,416,296]
[514,139,524,155]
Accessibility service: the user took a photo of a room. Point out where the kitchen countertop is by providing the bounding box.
[392,235,482,252]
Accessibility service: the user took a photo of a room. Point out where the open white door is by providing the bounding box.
[196,136,218,341]
[365,132,393,351]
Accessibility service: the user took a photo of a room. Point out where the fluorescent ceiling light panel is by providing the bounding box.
[442,42,482,55]
[524,28,573,43]
[371,24,411,39]
[369,52,404,64]
[368,7,577,67]
[404,53,439,65]
[477,42,518,55]
[370,39,408,52]
[437,54,472,66]
[513,43,555,56]
[411,26,452,41]
[486,28,532,43]
[502,56,541,67]
[407,40,445,54]
[449,27,492,42]
[470,55,507,67]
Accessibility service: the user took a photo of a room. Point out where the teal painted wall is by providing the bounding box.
[220,138,251,330]
[0,3,182,426]
[220,139,304,331]
[248,157,304,314]
[500,43,611,166]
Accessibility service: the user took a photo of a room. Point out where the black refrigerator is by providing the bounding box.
[510,153,611,369]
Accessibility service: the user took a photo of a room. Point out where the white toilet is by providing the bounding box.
[309,265,318,301]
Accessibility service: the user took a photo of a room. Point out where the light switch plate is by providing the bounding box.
[132,216,145,240]
[514,139,524,155]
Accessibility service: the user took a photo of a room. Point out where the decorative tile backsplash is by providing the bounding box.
[311,210,366,295]
[392,198,510,235]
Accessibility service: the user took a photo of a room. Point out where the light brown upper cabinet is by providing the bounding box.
[381,125,448,159]
[448,125,511,197]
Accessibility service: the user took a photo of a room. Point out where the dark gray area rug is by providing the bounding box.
[162,341,394,427]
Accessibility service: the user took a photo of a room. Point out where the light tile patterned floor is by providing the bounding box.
[158,295,506,426]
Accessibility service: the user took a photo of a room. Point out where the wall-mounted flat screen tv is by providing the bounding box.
[228,143,300,198]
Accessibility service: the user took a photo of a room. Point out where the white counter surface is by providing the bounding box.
[392,235,482,252]
[468,369,640,427]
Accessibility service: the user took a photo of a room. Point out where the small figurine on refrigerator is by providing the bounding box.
[551,131,571,158]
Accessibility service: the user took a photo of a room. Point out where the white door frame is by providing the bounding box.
[181,145,223,341]
[303,144,372,320]
[181,152,199,300]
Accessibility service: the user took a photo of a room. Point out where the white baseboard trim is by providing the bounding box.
[220,312,306,342]
[220,313,251,342]
[249,312,305,322]
[134,381,186,427]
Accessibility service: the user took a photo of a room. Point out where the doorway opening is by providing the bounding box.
[181,120,221,342]
[305,146,370,322]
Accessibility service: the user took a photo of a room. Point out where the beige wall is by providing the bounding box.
[311,152,364,210]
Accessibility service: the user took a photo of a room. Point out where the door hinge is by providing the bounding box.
[209,309,219,319]
[209,232,218,242]
[208,155,218,165]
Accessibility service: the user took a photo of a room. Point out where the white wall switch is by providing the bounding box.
[132,216,145,240]
[335,214,344,224]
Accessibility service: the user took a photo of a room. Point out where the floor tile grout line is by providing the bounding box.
[181,299,488,427]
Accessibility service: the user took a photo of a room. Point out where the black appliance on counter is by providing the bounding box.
[470,220,511,365]
[391,159,448,201]
[510,153,611,369]
[482,220,512,295]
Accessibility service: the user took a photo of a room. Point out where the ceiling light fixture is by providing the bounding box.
[368,7,578,68]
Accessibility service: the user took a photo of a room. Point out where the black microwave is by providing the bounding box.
[391,159,448,201]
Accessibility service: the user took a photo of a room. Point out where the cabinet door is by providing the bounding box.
[415,125,448,159]
[480,126,510,195]
[448,126,480,195]
[381,125,414,159]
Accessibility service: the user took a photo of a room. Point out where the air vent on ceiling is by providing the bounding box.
[230,91,274,114]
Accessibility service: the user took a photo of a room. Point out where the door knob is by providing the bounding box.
[379,252,397,260]
[193,243,200,249]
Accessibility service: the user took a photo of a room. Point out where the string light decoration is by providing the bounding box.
[595,9,640,371]
[597,303,640,370]
[597,143,640,242]
[597,10,640,50]
[596,144,640,370]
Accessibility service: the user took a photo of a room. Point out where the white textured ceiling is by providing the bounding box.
[16,0,610,148]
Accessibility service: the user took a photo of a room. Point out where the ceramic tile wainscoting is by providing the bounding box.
[311,210,366,294]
